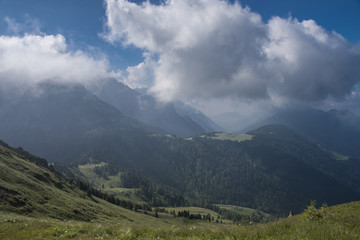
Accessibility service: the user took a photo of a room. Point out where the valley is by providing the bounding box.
[1,81,360,239]
[1,123,360,239]
[0,83,359,214]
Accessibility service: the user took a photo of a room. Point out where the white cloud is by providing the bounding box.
[0,33,119,93]
[105,0,269,101]
[264,17,360,101]
[123,52,155,88]
[104,0,360,106]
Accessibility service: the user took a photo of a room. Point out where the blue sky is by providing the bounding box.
[0,0,144,70]
[1,0,359,71]
[241,0,360,43]
[1,0,360,126]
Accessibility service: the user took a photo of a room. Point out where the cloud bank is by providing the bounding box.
[104,0,360,105]
[0,33,118,94]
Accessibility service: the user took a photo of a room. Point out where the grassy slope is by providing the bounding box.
[199,132,253,142]
[0,145,162,223]
[217,204,270,217]
[76,162,145,203]
[1,201,359,239]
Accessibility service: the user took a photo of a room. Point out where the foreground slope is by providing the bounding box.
[1,199,359,239]
[0,141,162,223]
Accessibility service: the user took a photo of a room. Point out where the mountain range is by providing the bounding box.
[90,78,221,137]
[0,82,153,163]
[0,80,359,216]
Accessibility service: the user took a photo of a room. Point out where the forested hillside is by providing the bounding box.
[240,108,360,158]
[57,125,360,216]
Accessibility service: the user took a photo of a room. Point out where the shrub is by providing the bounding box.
[302,200,327,221]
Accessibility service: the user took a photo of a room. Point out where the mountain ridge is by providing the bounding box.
[1,81,359,216]
[238,107,360,158]
[0,82,156,163]
[91,78,219,137]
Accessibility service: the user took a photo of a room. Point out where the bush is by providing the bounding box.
[302,200,327,221]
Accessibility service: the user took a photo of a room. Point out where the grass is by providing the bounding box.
[77,162,109,187]
[166,206,219,215]
[331,151,350,161]
[201,132,253,142]
[1,201,360,239]
[77,163,145,203]
[217,204,270,219]
[0,145,151,222]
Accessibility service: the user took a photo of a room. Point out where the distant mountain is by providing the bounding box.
[0,82,154,163]
[246,125,360,193]
[212,112,257,132]
[239,108,360,158]
[91,78,215,137]
[173,101,223,132]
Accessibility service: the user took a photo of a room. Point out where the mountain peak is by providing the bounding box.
[92,79,215,137]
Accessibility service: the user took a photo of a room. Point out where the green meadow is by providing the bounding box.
[1,201,360,239]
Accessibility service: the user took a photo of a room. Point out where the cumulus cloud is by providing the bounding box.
[104,0,360,104]
[264,17,360,101]
[124,52,155,88]
[0,33,120,94]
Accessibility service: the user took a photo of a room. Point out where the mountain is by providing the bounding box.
[246,125,360,193]
[0,82,154,163]
[91,78,214,137]
[178,125,360,214]
[212,112,258,132]
[173,101,223,132]
[1,82,359,215]
[57,124,360,215]
[238,108,360,158]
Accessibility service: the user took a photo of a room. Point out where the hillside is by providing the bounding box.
[239,107,360,158]
[57,125,360,216]
[0,141,161,223]
[1,198,359,239]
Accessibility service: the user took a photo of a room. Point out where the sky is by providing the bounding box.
[1,0,360,130]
